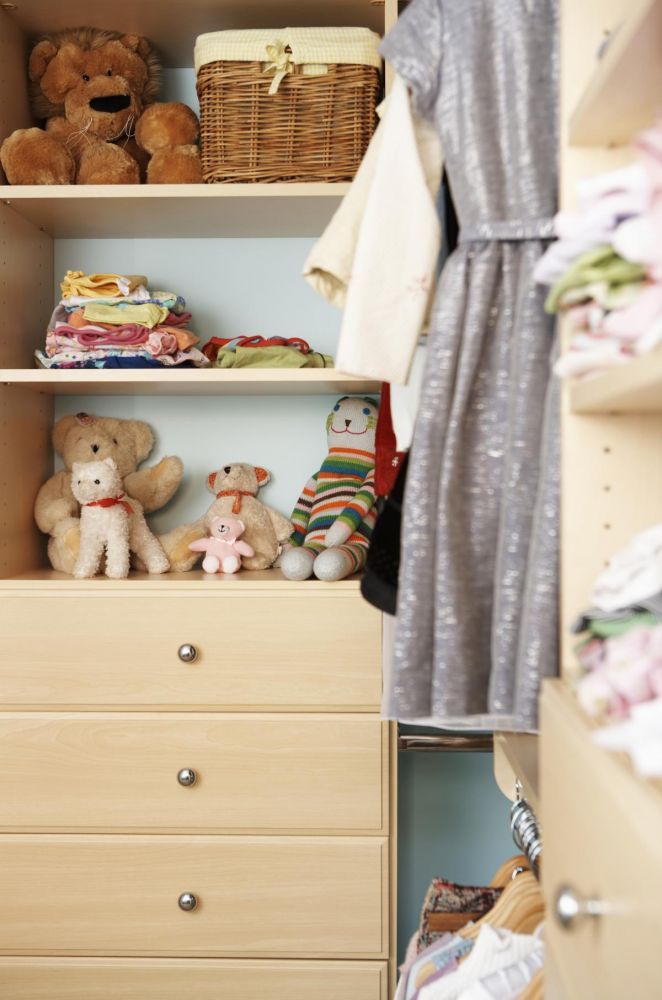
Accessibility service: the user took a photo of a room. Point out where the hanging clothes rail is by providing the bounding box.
[397,731,494,752]
[510,788,542,877]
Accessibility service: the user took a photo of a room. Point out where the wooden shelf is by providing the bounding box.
[493,732,539,813]
[569,0,662,146]
[1,184,349,238]
[569,349,662,413]
[2,369,381,397]
[6,0,385,68]
[2,568,363,592]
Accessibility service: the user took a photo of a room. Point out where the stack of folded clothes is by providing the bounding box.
[36,270,209,369]
[534,118,662,380]
[572,524,662,719]
[202,334,334,369]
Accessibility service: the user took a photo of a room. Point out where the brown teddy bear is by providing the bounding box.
[159,463,293,572]
[0,28,202,185]
[35,411,184,574]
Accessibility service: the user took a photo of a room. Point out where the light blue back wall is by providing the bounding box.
[397,749,514,957]
[53,76,515,956]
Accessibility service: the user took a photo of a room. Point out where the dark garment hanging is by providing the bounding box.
[361,454,408,615]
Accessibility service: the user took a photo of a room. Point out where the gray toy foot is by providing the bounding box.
[313,547,352,581]
[280,546,316,581]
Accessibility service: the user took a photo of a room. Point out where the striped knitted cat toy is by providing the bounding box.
[280,396,379,581]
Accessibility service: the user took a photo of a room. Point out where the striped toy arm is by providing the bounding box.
[325,471,377,547]
[289,474,318,546]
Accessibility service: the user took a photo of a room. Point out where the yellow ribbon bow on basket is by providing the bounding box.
[262,39,294,94]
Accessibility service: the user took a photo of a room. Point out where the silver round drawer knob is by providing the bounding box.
[555,885,603,929]
[177,768,197,787]
[178,643,198,663]
[178,892,198,911]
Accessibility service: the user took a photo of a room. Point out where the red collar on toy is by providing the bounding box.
[215,488,253,514]
[85,494,134,516]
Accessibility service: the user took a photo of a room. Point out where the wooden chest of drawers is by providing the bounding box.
[0,578,392,997]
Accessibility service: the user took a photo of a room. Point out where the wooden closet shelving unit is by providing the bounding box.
[538,2,662,997]
[0,1,398,996]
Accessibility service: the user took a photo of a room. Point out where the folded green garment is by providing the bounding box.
[215,346,334,369]
[545,245,646,314]
[589,611,658,639]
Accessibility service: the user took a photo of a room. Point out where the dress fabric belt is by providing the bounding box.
[459,218,555,243]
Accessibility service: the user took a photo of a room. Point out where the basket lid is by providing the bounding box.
[194,26,382,73]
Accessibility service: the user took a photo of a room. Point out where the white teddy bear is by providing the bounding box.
[71,457,170,579]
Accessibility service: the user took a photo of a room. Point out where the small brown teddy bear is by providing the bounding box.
[35,411,184,574]
[159,463,293,572]
[1,28,202,185]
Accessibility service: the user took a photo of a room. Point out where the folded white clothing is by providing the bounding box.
[592,524,662,612]
[593,697,662,777]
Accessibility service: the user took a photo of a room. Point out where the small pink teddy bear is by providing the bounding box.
[187,515,254,574]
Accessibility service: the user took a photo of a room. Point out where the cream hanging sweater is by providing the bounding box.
[303,75,443,385]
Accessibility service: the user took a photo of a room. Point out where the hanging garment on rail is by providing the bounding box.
[379,0,560,731]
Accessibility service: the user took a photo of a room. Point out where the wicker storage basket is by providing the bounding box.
[194,28,382,183]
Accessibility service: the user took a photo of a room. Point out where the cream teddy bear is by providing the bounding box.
[188,515,255,574]
[35,411,183,575]
[71,457,169,579]
[159,463,292,572]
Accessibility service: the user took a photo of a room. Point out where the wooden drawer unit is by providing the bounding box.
[0,589,382,710]
[0,712,388,833]
[0,834,388,958]
[541,681,662,1000]
[0,957,389,1000]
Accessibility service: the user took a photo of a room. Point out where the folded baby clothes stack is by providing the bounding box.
[572,524,662,720]
[36,270,210,370]
[534,119,662,380]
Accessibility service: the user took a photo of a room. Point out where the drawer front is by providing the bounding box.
[0,595,382,709]
[0,958,388,1000]
[0,835,388,957]
[0,713,388,833]
[541,682,662,1000]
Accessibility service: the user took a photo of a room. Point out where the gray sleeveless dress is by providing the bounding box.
[382,0,559,732]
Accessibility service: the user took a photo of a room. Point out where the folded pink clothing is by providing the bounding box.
[75,327,150,348]
[163,311,192,327]
[603,282,662,339]
[145,331,178,356]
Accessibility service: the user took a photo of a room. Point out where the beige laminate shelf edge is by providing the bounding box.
[568,348,662,413]
[493,732,539,813]
[1,183,350,238]
[0,568,364,593]
[2,369,381,396]
[568,0,662,146]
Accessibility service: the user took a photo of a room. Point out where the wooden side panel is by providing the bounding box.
[0,834,389,958]
[541,681,662,1000]
[0,386,52,577]
[0,957,389,1000]
[0,713,388,834]
[559,0,662,669]
[0,11,32,157]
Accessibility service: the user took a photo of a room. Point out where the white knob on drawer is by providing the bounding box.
[555,885,603,929]
[178,643,198,663]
